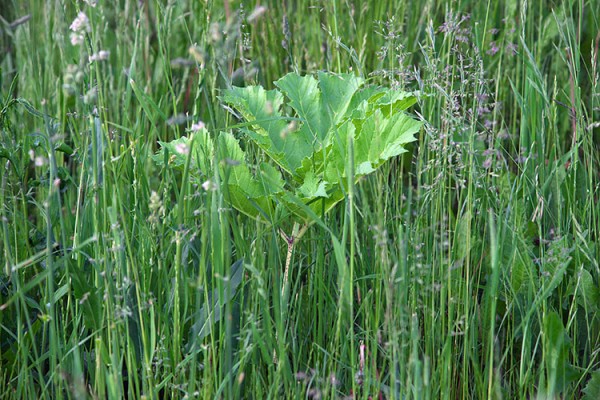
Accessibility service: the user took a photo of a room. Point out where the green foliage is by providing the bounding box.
[584,370,600,400]
[542,311,581,395]
[156,72,422,224]
[2,0,599,399]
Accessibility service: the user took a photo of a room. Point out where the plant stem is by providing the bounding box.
[279,223,309,297]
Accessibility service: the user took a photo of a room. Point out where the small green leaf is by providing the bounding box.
[576,269,600,311]
[375,89,419,113]
[298,171,329,199]
[356,109,419,168]
[543,311,580,395]
[153,128,213,174]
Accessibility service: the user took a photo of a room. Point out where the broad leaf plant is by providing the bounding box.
[155,72,423,287]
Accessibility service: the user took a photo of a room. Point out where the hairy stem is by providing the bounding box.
[279,223,309,296]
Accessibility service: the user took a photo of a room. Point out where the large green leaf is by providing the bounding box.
[274,72,363,146]
[157,72,422,225]
[219,86,305,172]
[152,128,213,175]
[217,132,284,220]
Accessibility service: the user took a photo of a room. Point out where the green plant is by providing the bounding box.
[155,71,422,286]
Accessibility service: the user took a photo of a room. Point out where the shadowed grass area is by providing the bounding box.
[1,0,599,399]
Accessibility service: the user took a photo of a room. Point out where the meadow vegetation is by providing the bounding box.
[1,0,599,398]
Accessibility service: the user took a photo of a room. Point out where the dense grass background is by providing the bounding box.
[1,0,599,398]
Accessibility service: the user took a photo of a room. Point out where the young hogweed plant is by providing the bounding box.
[155,71,422,284]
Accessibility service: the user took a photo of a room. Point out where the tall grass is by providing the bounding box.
[1,0,599,398]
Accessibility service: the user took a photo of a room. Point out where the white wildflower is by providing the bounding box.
[174,142,189,155]
[202,180,217,191]
[70,12,90,33]
[190,121,205,131]
[35,156,47,167]
[70,32,85,46]
[280,120,297,139]
[69,12,90,46]
[89,50,110,62]
[264,101,273,115]
[248,6,267,23]
[83,87,97,104]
